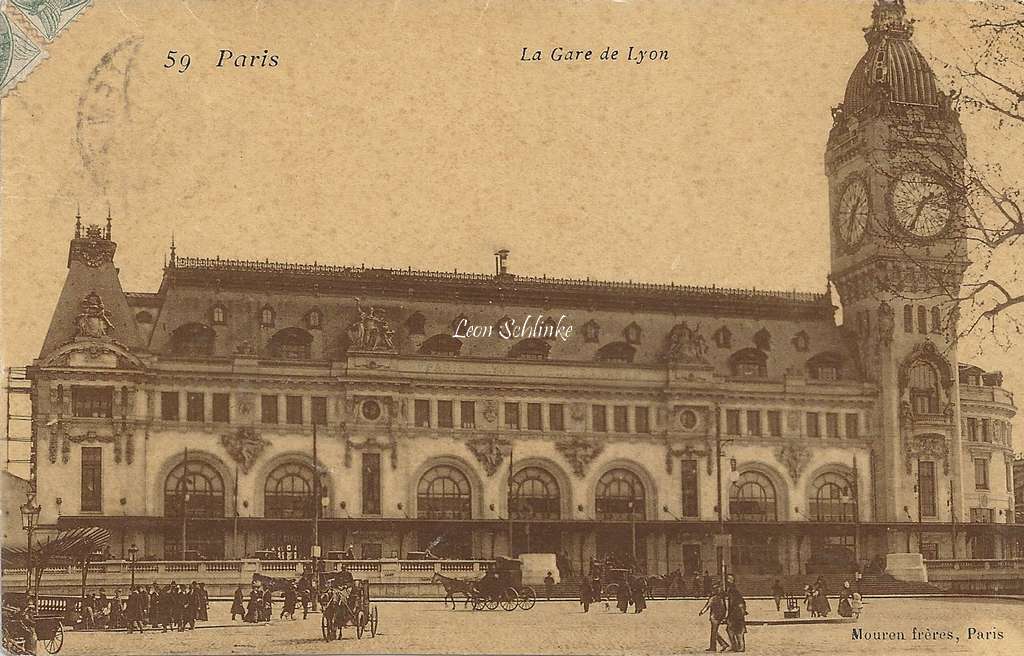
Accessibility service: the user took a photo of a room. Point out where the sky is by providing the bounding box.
[1,0,1021,466]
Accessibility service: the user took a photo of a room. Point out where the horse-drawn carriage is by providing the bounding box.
[318,571,379,641]
[2,597,65,655]
[469,557,536,611]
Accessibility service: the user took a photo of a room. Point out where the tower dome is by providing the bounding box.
[842,0,941,115]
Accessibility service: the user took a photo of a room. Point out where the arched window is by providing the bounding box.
[582,320,600,343]
[260,306,275,328]
[210,305,227,325]
[809,472,857,521]
[713,326,732,348]
[909,360,940,414]
[509,467,560,519]
[729,348,768,378]
[508,338,550,360]
[595,468,646,520]
[729,471,777,521]
[419,334,462,356]
[917,306,928,334]
[623,322,642,345]
[306,309,322,330]
[169,323,215,357]
[265,463,318,519]
[930,306,941,333]
[417,465,472,519]
[164,460,224,517]
[268,327,313,360]
[595,342,636,364]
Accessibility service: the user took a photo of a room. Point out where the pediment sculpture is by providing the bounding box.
[904,433,950,475]
[662,322,709,364]
[466,435,511,476]
[221,427,269,474]
[555,437,604,478]
[346,299,396,351]
[75,291,114,339]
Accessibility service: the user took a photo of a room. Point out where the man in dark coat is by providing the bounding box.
[631,575,647,614]
[725,575,747,653]
[198,583,209,622]
[231,585,246,621]
[702,571,712,596]
[579,577,594,613]
[283,586,297,620]
[615,579,632,613]
[244,586,260,623]
[140,585,151,625]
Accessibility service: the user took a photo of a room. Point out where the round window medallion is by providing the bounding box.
[362,400,382,421]
[680,410,698,430]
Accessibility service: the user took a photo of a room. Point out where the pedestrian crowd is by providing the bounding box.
[231,579,311,624]
[73,581,210,633]
[577,556,649,614]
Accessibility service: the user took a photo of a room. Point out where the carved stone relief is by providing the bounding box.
[555,437,604,478]
[221,427,269,474]
[775,444,811,481]
[482,400,498,426]
[661,322,709,364]
[465,435,512,476]
[347,299,396,351]
[344,435,399,470]
[903,433,950,475]
[665,443,708,474]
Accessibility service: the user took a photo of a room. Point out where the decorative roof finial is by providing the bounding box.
[75,202,82,238]
[105,206,112,240]
[867,0,912,41]
[169,233,176,267]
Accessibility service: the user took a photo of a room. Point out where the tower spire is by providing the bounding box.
[75,203,82,238]
[169,233,177,267]
[105,206,112,240]
[866,0,912,42]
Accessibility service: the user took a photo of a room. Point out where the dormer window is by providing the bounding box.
[260,306,275,328]
[406,312,426,336]
[210,305,227,326]
[595,342,636,364]
[509,338,550,361]
[807,352,843,382]
[753,328,772,351]
[419,334,462,357]
[713,326,732,349]
[268,328,312,360]
[582,320,600,343]
[729,348,767,378]
[792,331,810,353]
[306,309,322,330]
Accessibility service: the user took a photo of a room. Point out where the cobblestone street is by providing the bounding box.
[55,597,1024,655]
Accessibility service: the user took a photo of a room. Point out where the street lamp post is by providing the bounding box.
[20,493,42,601]
[128,543,139,589]
[627,501,637,563]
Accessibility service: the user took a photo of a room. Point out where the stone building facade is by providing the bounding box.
[24,0,1018,576]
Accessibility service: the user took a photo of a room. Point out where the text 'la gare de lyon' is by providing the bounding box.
[520,46,669,64]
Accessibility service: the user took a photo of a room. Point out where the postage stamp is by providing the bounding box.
[0,3,45,98]
[8,0,91,43]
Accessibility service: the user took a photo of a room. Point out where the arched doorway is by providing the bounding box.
[509,466,561,555]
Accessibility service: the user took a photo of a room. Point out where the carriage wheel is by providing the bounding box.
[500,588,518,611]
[518,587,537,611]
[321,615,331,641]
[471,594,484,611]
[356,609,367,639]
[485,596,499,611]
[369,606,379,637]
[43,624,64,655]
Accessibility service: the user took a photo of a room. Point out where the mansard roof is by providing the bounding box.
[160,254,833,321]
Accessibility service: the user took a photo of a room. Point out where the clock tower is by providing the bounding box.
[825,0,969,538]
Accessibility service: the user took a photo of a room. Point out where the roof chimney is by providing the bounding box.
[495,249,510,276]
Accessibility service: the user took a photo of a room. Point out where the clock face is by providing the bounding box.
[888,172,952,239]
[837,178,870,248]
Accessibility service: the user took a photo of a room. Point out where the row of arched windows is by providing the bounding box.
[163,459,857,523]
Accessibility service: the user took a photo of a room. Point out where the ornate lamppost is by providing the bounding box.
[20,493,42,600]
[128,543,139,589]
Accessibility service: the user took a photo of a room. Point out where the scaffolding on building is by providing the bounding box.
[5,366,34,488]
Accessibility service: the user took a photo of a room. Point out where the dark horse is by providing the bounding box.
[430,572,475,609]
[252,572,298,592]
[319,587,355,641]
[643,569,684,599]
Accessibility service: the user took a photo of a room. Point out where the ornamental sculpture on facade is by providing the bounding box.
[71,223,116,268]
[775,444,811,481]
[664,443,708,474]
[466,435,511,476]
[555,437,604,478]
[221,427,269,474]
[903,433,950,475]
[661,322,709,364]
[347,299,396,351]
[74,291,114,339]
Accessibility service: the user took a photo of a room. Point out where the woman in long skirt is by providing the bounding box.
[837,581,854,617]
